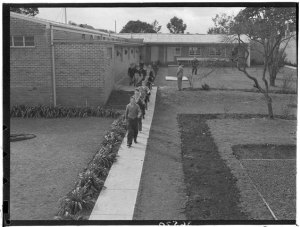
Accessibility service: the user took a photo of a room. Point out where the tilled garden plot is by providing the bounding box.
[178,114,248,220]
[178,114,296,222]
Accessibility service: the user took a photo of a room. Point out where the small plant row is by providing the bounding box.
[54,115,127,220]
[10,105,122,119]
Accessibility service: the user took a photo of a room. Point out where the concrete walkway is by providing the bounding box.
[89,87,158,220]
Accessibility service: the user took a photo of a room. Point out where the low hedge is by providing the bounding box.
[54,115,127,220]
[10,105,122,119]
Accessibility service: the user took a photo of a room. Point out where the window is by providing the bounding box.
[90,35,94,40]
[82,34,86,40]
[10,36,35,47]
[107,47,112,59]
[103,37,106,40]
[209,47,221,56]
[174,47,181,56]
[189,47,201,56]
[97,36,102,40]
[25,36,34,46]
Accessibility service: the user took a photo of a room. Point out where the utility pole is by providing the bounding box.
[64,8,67,24]
[115,20,117,33]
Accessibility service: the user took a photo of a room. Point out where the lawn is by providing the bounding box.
[207,118,296,220]
[165,66,297,92]
[10,117,114,220]
[134,66,296,221]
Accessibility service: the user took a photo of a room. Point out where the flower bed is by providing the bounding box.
[10,105,122,119]
[54,115,127,220]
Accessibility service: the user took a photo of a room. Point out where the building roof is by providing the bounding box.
[10,12,143,45]
[116,33,250,44]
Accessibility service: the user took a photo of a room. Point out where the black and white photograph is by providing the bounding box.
[4,2,298,225]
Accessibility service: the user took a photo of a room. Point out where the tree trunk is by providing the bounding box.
[264,94,274,119]
[270,74,276,87]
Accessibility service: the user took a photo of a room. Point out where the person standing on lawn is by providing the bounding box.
[125,96,141,148]
[133,89,146,131]
[177,63,184,91]
[191,56,199,75]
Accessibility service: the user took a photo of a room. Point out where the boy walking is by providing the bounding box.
[125,96,141,147]
[134,89,146,131]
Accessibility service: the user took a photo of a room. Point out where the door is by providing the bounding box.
[150,46,159,62]
[167,47,175,62]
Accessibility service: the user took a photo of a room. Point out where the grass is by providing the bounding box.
[164,66,297,93]
[10,117,114,220]
[145,70,296,220]
[206,118,296,220]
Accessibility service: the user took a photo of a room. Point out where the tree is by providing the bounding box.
[207,13,235,34]
[151,20,162,33]
[228,7,296,119]
[167,16,187,34]
[236,7,296,86]
[120,20,156,33]
[10,7,39,16]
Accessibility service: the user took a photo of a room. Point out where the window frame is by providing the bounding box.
[174,47,181,56]
[189,47,201,56]
[10,35,35,48]
[209,47,222,56]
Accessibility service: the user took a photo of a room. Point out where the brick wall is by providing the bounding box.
[10,17,53,105]
[114,45,140,83]
[54,41,114,106]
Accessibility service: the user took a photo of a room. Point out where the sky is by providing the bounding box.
[37,7,244,34]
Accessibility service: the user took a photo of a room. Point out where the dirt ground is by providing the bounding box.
[178,114,248,220]
[133,66,296,221]
[10,118,114,220]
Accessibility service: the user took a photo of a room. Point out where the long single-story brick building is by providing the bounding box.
[10,12,143,107]
[11,12,253,107]
[116,33,251,66]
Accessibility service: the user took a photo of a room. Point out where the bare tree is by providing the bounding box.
[186,60,226,88]
[227,7,296,119]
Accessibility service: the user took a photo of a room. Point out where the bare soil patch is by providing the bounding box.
[241,159,296,220]
[178,114,248,220]
[232,144,296,159]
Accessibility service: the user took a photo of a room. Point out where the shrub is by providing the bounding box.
[201,83,210,90]
[10,105,122,119]
[55,114,127,220]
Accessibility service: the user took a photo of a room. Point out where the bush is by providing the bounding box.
[54,115,127,220]
[284,60,297,67]
[10,105,122,119]
[201,83,210,90]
